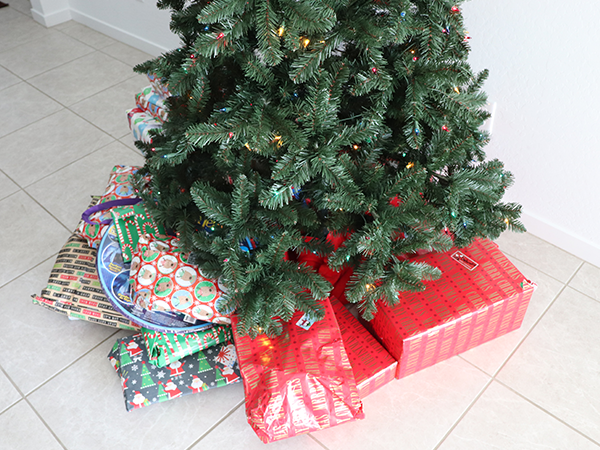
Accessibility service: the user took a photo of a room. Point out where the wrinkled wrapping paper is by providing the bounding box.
[126,107,163,143]
[147,72,171,99]
[232,298,364,443]
[330,297,397,398]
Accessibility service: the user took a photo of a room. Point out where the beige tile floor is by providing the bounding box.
[1,4,600,450]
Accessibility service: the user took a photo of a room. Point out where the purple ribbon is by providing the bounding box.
[81,198,142,225]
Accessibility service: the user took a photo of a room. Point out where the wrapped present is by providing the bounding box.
[371,238,537,379]
[96,223,213,333]
[111,202,167,263]
[126,107,163,143]
[135,85,168,122]
[32,233,140,331]
[328,265,355,305]
[75,166,140,249]
[130,235,231,325]
[231,298,364,443]
[107,333,241,411]
[331,297,397,398]
[147,72,171,99]
[142,325,233,368]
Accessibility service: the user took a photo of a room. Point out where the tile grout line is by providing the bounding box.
[0,24,96,79]
[488,261,584,379]
[22,396,69,450]
[19,135,123,191]
[500,232,598,271]
[16,132,139,234]
[494,378,600,448]
[53,23,118,52]
[24,329,122,399]
[500,248,584,286]
[184,398,245,450]
[458,263,581,380]
[0,364,24,416]
[0,363,68,449]
[485,261,600,447]
[1,51,141,141]
[20,188,76,234]
[307,433,334,450]
[567,285,600,306]
[0,248,61,291]
[432,376,496,450]
[0,19,144,144]
[433,262,584,449]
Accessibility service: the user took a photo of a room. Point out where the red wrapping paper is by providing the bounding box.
[330,298,397,398]
[329,266,355,305]
[371,238,537,379]
[231,298,364,443]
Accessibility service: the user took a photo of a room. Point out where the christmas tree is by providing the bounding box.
[134,0,523,336]
[197,352,213,374]
[119,343,134,368]
[140,363,156,389]
[157,382,168,402]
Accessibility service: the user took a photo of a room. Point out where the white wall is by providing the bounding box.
[32,0,180,55]
[30,0,70,27]
[31,0,600,266]
[462,0,600,266]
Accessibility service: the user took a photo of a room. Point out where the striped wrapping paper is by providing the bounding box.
[231,298,365,443]
[330,297,397,398]
[371,238,537,379]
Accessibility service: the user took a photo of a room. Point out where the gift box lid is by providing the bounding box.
[377,238,536,340]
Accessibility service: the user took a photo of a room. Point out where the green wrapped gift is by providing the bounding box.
[111,202,167,263]
[142,325,233,368]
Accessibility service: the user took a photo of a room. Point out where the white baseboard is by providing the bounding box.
[31,6,71,27]
[69,8,175,57]
[522,210,600,268]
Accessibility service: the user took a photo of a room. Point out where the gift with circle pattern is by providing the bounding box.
[130,235,231,325]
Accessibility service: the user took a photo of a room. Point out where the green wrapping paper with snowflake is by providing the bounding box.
[108,333,241,411]
[142,325,233,368]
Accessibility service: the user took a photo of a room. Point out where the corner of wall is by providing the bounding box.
[523,210,600,268]
[30,0,71,27]
[69,8,173,57]
[31,6,71,27]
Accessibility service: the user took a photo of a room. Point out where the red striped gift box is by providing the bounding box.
[371,238,536,379]
[330,297,397,398]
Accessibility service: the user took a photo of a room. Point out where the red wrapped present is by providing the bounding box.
[231,298,364,443]
[371,238,536,379]
[330,297,397,398]
[328,265,355,305]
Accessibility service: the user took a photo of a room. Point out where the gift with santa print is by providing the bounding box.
[108,333,241,411]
